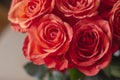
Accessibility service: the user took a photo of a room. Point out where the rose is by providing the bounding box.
[101,0,118,6]
[67,17,113,76]
[23,14,73,70]
[55,0,100,19]
[110,0,120,40]
[68,17,112,76]
[8,0,55,32]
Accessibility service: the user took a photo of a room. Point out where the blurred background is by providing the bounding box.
[0,0,33,80]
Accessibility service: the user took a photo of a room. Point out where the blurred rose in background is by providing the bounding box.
[0,1,33,80]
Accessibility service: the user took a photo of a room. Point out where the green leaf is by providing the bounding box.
[103,66,111,77]
[110,57,120,78]
[52,71,66,80]
[48,70,69,80]
[48,76,54,80]
[98,70,113,80]
[84,76,101,80]
[24,62,48,79]
[69,69,85,80]
[110,65,120,78]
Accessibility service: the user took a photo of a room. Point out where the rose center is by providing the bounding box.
[25,0,40,16]
[78,31,96,46]
[28,2,37,11]
[50,29,58,40]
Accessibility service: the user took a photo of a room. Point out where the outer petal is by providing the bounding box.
[77,50,112,76]
[56,0,100,19]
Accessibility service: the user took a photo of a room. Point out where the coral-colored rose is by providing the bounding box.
[56,0,100,19]
[110,0,120,39]
[101,0,118,6]
[8,0,55,32]
[23,14,73,70]
[68,17,112,76]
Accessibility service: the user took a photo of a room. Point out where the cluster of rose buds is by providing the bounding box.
[8,0,120,76]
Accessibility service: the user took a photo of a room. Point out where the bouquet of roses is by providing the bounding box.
[8,0,120,80]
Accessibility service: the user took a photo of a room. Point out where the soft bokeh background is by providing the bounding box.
[0,1,33,80]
